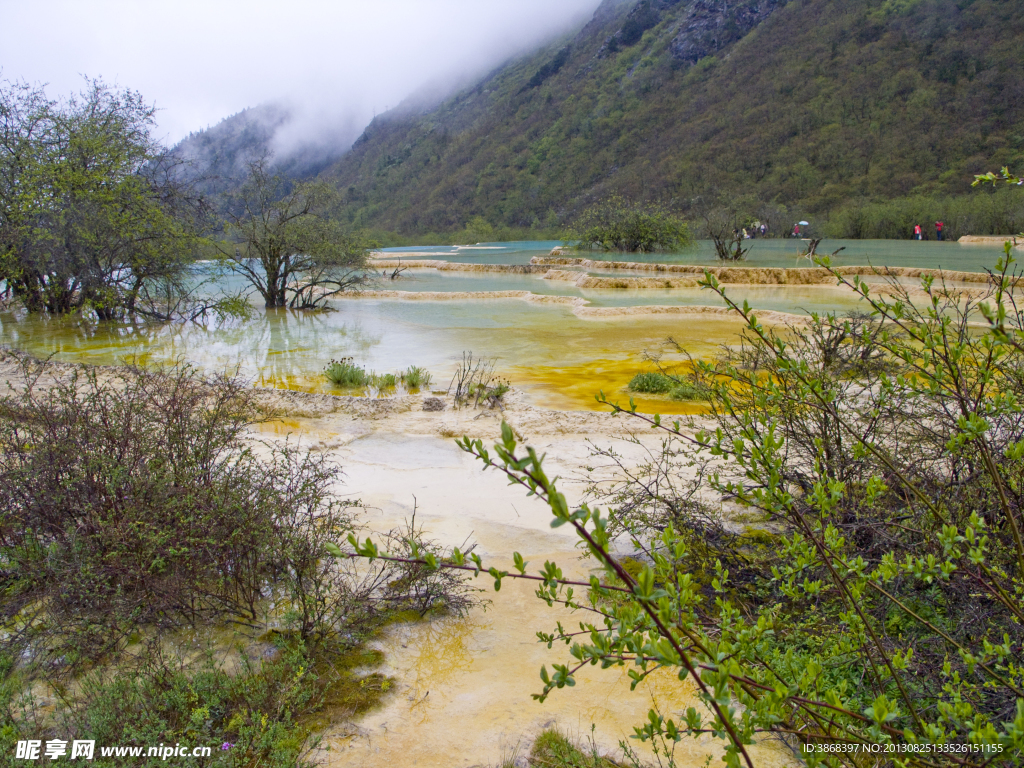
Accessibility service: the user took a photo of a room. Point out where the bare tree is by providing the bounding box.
[700,208,750,261]
[223,154,370,309]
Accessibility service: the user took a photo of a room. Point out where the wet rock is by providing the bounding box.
[670,0,784,65]
[422,397,446,412]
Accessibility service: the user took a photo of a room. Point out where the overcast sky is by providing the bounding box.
[0,0,603,148]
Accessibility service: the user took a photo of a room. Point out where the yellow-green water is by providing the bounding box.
[0,296,756,411]
[0,262,883,411]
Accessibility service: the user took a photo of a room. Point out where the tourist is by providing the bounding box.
[935,220,945,241]
[759,223,767,237]
[914,224,923,240]
[792,223,801,237]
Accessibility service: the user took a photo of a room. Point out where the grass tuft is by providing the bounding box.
[402,365,432,391]
[527,729,623,767]
[668,381,711,401]
[629,371,711,401]
[627,372,675,393]
[324,358,367,387]
[325,360,433,393]
[369,371,399,389]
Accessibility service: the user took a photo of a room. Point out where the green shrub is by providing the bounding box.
[324,357,367,387]
[568,196,691,253]
[627,371,674,393]
[668,381,710,401]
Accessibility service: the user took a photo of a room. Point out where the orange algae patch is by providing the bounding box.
[509,356,707,414]
[257,417,307,436]
[255,370,331,393]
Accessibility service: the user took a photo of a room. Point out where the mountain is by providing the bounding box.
[323,0,1024,235]
[172,103,352,197]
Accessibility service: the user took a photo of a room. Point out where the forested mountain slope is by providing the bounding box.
[324,0,1024,234]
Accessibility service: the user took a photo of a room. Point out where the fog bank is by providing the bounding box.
[1,0,604,152]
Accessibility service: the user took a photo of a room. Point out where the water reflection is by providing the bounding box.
[0,307,384,392]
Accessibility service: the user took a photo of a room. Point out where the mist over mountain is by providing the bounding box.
[171,103,360,196]
[166,2,605,195]
[317,0,1024,235]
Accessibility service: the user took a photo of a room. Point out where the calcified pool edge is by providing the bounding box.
[337,288,812,325]
[366,256,1007,305]
[372,252,1006,284]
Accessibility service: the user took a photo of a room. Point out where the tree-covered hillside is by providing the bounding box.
[325,0,1024,235]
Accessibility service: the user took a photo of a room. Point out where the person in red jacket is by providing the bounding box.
[935,221,945,241]
[914,224,923,240]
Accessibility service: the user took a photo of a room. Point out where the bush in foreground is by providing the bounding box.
[0,358,476,765]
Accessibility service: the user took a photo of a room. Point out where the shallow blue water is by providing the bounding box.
[383,269,866,314]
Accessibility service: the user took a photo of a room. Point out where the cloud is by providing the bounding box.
[0,0,602,150]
